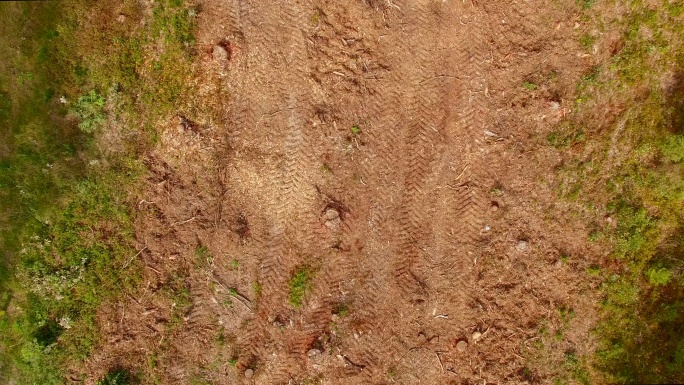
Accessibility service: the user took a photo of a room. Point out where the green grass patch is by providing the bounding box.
[289,267,315,308]
[559,1,684,383]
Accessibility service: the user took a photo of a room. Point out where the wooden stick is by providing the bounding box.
[121,246,147,270]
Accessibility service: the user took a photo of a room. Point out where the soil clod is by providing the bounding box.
[516,240,529,252]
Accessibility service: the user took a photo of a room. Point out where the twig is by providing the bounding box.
[255,107,298,129]
[454,164,470,182]
[511,349,524,360]
[434,314,449,319]
[121,246,147,271]
[210,274,252,311]
[419,75,461,84]
[436,351,444,372]
[171,216,196,226]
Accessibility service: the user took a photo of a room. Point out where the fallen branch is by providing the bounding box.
[121,246,147,271]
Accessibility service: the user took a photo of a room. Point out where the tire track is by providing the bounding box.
[392,3,448,300]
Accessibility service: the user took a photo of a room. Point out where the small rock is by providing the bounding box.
[555,260,564,269]
[213,44,229,63]
[484,130,498,137]
[244,368,254,378]
[550,101,561,111]
[491,202,499,211]
[456,340,468,352]
[325,208,340,220]
[308,349,322,358]
[116,14,126,23]
[325,217,341,231]
[484,224,491,232]
[472,331,482,341]
[516,240,529,252]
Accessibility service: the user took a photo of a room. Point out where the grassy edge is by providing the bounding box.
[555,1,684,383]
[0,1,198,383]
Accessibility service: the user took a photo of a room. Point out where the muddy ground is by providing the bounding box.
[78,1,606,383]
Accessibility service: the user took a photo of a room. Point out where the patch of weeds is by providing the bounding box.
[320,163,332,173]
[539,318,549,335]
[588,230,603,242]
[188,377,213,385]
[351,125,360,135]
[387,367,397,379]
[289,267,314,308]
[646,267,671,286]
[216,326,226,345]
[228,287,238,298]
[579,33,596,51]
[586,265,601,276]
[97,368,136,385]
[523,81,537,91]
[576,0,595,11]
[195,244,212,267]
[223,298,233,308]
[333,302,349,317]
[575,66,601,102]
[168,274,192,327]
[310,9,321,25]
[230,259,239,269]
[299,376,323,385]
[659,134,684,163]
[73,90,106,133]
[555,330,564,341]
[252,281,262,298]
[559,307,576,325]
[564,351,590,385]
[547,126,585,149]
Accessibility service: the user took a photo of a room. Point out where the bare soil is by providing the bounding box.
[78,1,608,383]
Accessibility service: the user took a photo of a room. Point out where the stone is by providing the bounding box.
[213,44,229,63]
[456,340,468,352]
[516,240,529,252]
[325,208,340,220]
[325,217,341,231]
[472,331,482,341]
[308,349,322,358]
[244,369,254,378]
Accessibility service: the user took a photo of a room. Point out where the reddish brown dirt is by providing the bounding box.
[80,1,606,384]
